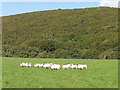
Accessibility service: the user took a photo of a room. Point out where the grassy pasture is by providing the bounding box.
[2,57,118,88]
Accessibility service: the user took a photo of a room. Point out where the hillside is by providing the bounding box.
[2,7,118,59]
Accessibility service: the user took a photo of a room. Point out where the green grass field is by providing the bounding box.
[2,57,118,88]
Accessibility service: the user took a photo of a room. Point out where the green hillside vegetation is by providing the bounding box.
[2,7,118,59]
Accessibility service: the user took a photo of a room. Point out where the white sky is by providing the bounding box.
[99,0,119,7]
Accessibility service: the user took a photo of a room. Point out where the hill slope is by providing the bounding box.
[2,7,118,59]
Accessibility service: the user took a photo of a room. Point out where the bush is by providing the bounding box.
[81,49,99,59]
[107,51,118,59]
[37,51,47,58]
[54,49,71,58]
[40,40,56,52]
[17,46,39,58]
[2,45,16,57]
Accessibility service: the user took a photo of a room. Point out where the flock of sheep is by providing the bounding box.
[20,62,88,70]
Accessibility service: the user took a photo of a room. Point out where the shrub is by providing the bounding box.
[17,46,39,58]
[37,51,47,58]
[40,40,56,52]
[81,49,99,59]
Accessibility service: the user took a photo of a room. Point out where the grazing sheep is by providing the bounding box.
[24,63,29,67]
[20,62,28,67]
[28,63,32,67]
[20,63,23,67]
[77,64,87,69]
[51,64,60,70]
[43,63,53,68]
[34,64,40,68]
[43,64,49,68]
[77,65,84,69]
[66,64,72,68]
[62,65,70,69]
[70,64,78,69]
[82,64,87,69]
[20,62,87,70]
[39,64,44,67]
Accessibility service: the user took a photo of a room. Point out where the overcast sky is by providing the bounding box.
[1,0,119,16]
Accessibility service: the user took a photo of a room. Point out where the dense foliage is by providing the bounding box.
[2,7,118,59]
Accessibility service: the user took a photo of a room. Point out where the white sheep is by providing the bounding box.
[43,63,49,68]
[51,64,60,70]
[20,62,28,67]
[20,62,87,70]
[77,64,87,69]
[77,65,84,69]
[70,64,78,69]
[20,63,23,67]
[34,63,40,68]
[62,64,70,69]
[66,64,72,68]
[25,63,29,67]
[39,64,44,67]
[28,63,32,67]
[82,64,87,69]
[43,63,53,68]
